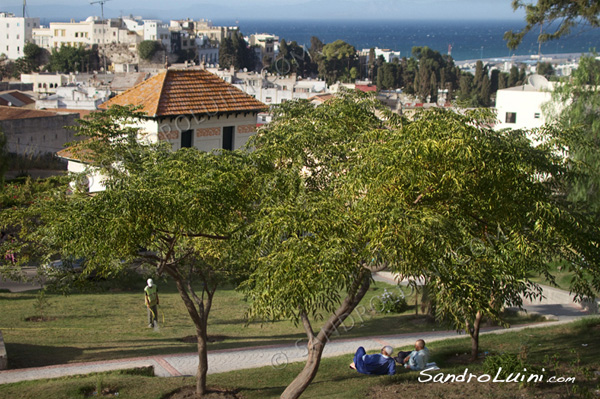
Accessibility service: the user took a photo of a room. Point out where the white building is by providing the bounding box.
[45,17,140,49]
[208,68,328,105]
[249,33,277,62]
[21,72,69,94]
[197,36,219,65]
[170,19,238,44]
[360,47,401,64]
[58,69,266,192]
[143,20,170,51]
[495,74,555,131]
[36,85,110,110]
[32,26,51,48]
[0,12,40,60]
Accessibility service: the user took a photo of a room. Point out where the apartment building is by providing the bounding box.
[0,12,40,59]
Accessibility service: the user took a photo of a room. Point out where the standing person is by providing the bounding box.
[144,278,159,328]
[349,346,396,375]
[394,339,430,371]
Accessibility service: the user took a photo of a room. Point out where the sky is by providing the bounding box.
[4,0,527,22]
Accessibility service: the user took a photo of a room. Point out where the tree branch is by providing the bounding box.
[300,310,315,342]
[156,228,230,240]
[413,185,434,205]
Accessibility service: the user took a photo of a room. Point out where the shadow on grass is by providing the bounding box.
[0,294,38,301]
[5,343,84,369]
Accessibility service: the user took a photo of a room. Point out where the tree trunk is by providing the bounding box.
[280,337,325,399]
[468,311,483,361]
[168,272,209,397]
[280,269,373,399]
[196,323,208,396]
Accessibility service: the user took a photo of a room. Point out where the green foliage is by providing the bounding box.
[32,289,52,320]
[241,91,400,324]
[546,55,600,215]
[219,32,256,71]
[271,40,312,77]
[536,61,554,77]
[482,352,527,379]
[318,40,358,84]
[48,45,96,73]
[505,0,600,48]
[137,40,160,61]
[351,105,600,350]
[1,104,258,394]
[372,289,408,314]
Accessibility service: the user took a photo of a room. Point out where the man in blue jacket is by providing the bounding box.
[349,345,396,375]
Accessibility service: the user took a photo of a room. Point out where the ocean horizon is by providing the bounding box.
[214,19,600,61]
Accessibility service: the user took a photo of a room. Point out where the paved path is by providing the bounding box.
[0,273,597,385]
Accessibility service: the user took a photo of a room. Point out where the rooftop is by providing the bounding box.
[101,69,267,117]
[0,106,70,121]
[0,91,36,108]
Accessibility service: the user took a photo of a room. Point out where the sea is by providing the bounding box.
[213,19,600,61]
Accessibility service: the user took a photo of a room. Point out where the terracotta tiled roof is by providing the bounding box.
[0,106,60,121]
[56,140,95,163]
[308,94,334,103]
[42,109,96,119]
[100,69,267,117]
[355,85,377,92]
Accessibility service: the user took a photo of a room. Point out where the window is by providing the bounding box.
[505,112,516,124]
[222,126,234,151]
[181,129,193,148]
[534,113,540,119]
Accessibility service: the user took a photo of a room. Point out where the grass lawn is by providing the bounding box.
[0,278,417,369]
[0,276,543,370]
[0,318,597,399]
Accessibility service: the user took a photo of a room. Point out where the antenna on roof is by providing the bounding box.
[22,0,27,18]
[90,0,112,73]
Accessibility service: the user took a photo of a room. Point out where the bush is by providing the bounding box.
[138,40,160,61]
[482,351,541,382]
[372,288,408,313]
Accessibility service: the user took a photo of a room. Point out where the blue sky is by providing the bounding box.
[6,0,527,21]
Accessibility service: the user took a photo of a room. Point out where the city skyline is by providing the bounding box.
[4,0,527,22]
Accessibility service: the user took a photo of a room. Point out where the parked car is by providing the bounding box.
[42,258,85,274]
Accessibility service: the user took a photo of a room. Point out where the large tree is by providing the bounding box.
[0,106,256,396]
[505,0,600,48]
[241,92,400,399]
[545,55,600,214]
[357,107,600,361]
[243,92,600,398]
[318,40,358,84]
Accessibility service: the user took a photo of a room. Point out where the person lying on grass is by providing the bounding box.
[349,345,396,375]
[394,339,430,371]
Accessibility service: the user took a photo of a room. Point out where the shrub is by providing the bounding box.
[138,40,160,61]
[372,288,408,313]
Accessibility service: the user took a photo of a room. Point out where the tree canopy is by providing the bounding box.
[240,90,600,398]
[138,40,160,61]
[545,55,600,215]
[0,105,257,396]
[505,0,600,48]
